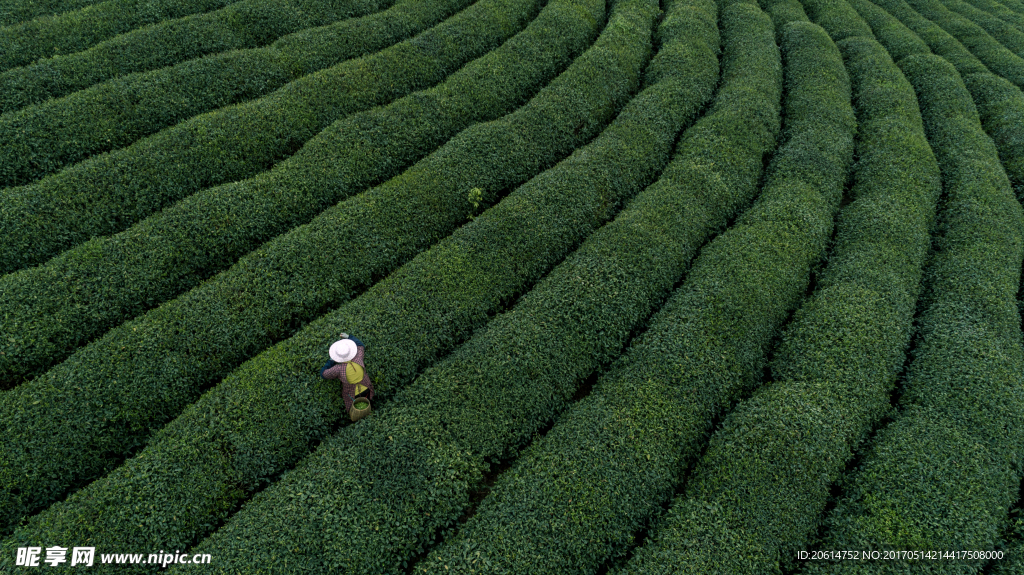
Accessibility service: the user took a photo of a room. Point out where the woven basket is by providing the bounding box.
[350,397,372,422]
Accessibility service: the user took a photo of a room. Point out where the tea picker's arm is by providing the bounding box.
[350,336,363,347]
[339,333,364,347]
[320,360,337,378]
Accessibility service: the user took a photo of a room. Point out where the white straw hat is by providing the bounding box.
[329,339,357,363]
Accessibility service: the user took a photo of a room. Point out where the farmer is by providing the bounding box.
[320,333,374,418]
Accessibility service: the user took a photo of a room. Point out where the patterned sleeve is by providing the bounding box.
[322,363,346,381]
[319,360,336,378]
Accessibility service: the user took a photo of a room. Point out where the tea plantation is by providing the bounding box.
[2,0,1024,571]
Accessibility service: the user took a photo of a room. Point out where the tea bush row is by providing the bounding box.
[0,0,555,389]
[622,34,941,573]
[0,0,398,115]
[939,0,1024,55]
[123,1,708,571]
[902,0,1024,85]
[870,0,988,68]
[961,0,1024,33]
[0,0,408,188]
[803,53,1024,574]
[0,0,106,27]
[856,0,1024,201]
[759,0,808,41]
[0,0,632,538]
[796,0,873,40]
[465,19,854,575]
[178,11,846,575]
[0,0,541,241]
[153,2,757,571]
[413,4,790,574]
[964,73,1024,200]
[992,519,1024,575]
[1000,0,1024,15]
[0,0,235,70]
[854,0,1024,233]
[0,0,646,552]
[847,0,931,60]
[0,0,593,527]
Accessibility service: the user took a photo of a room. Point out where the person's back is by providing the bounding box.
[320,334,374,420]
